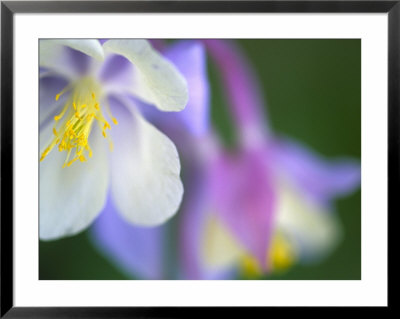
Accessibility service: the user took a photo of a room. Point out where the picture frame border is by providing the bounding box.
[1,1,394,316]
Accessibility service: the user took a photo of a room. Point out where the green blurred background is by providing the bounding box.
[40,39,361,280]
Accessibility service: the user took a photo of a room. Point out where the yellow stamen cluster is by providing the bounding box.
[268,233,296,271]
[40,77,118,168]
[240,232,296,277]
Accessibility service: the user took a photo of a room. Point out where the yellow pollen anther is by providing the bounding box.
[112,117,118,125]
[66,157,79,167]
[54,84,72,102]
[53,128,58,136]
[40,148,50,161]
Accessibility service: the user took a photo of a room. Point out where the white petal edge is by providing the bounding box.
[103,39,188,112]
[39,123,109,240]
[275,181,342,262]
[40,39,104,64]
[57,39,104,61]
[110,102,184,226]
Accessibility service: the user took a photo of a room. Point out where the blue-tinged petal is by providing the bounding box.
[97,54,135,94]
[108,96,183,226]
[39,39,103,79]
[179,166,238,280]
[163,41,210,136]
[90,194,165,279]
[39,75,69,127]
[103,40,188,111]
[179,168,208,279]
[270,138,361,204]
[39,123,109,240]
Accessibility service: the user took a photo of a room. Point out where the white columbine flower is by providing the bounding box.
[39,39,188,240]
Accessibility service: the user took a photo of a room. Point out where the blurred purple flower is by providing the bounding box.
[185,40,360,277]
[91,39,361,279]
[39,40,188,240]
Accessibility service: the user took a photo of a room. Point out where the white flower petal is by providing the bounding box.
[109,100,183,226]
[39,124,109,240]
[103,40,188,111]
[275,181,342,262]
[40,39,104,79]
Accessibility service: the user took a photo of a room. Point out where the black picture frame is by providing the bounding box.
[1,0,394,317]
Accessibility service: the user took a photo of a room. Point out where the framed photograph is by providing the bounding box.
[1,0,392,316]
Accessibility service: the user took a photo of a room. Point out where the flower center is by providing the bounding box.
[40,77,118,168]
